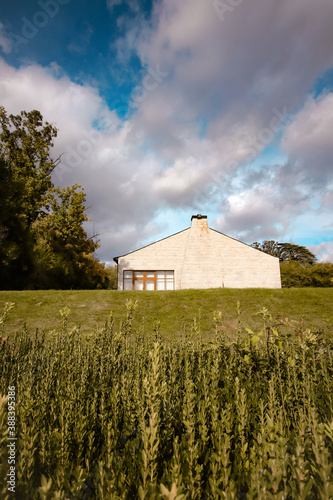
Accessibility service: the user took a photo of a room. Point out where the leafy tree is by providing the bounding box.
[251,240,316,264]
[251,240,282,258]
[278,243,316,264]
[280,261,333,287]
[105,265,118,289]
[0,107,59,288]
[0,106,107,289]
[32,185,108,289]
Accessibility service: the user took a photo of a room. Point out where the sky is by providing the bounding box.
[1,0,333,264]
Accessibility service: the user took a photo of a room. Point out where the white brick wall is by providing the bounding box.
[116,217,281,289]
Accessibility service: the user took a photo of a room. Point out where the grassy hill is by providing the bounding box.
[1,288,333,341]
[1,289,333,497]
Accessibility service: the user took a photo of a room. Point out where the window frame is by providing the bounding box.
[122,270,174,290]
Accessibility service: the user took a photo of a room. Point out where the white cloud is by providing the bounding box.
[0,23,12,54]
[0,58,162,258]
[106,0,122,11]
[135,0,333,139]
[281,93,333,186]
[309,241,333,263]
[212,185,294,242]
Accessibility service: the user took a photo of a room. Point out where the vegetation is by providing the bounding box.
[251,240,333,287]
[0,300,332,499]
[251,240,317,264]
[281,261,333,288]
[1,288,333,341]
[105,265,118,290]
[0,106,108,290]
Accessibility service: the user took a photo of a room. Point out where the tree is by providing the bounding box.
[32,185,108,289]
[251,240,316,264]
[0,107,108,289]
[280,261,333,287]
[105,265,118,289]
[251,239,333,287]
[251,240,282,258]
[0,107,59,288]
[278,243,316,264]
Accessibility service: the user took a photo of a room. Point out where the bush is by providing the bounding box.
[0,302,332,498]
[281,261,333,287]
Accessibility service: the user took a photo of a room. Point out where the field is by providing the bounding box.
[1,288,333,341]
[0,289,333,499]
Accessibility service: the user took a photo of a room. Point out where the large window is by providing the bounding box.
[123,271,174,290]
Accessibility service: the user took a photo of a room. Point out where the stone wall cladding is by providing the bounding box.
[116,218,281,289]
[117,229,191,290]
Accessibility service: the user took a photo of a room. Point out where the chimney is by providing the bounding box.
[190,214,209,231]
[191,214,207,221]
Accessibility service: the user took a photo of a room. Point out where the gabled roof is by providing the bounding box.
[113,227,190,263]
[113,216,280,263]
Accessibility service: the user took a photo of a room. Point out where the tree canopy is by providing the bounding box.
[280,261,333,288]
[0,106,108,289]
[251,240,316,264]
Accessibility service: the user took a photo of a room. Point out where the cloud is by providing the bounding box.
[309,241,333,263]
[281,93,333,187]
[135,0,333,139]
[1,0,333,261]
[0,23,12,54]
[0,58,168,259]
[212,184,294,242]
[106,0,122,12]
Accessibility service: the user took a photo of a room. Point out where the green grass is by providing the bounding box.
[1,290,333,498]
[1,298,333,498]
[1,288,333,340]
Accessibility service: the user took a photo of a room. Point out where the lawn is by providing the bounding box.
[1,288,333,341]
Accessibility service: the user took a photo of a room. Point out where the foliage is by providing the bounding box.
[0,107,58,288]
[32,185,108,289]
[251,240,281,258]
[105,265,118,289]
[281,261,333,288]
[0,302,333,499]
[251,240,333,287]
[0,107,107,289]
[251,240,317,264]
[279,243,317,264]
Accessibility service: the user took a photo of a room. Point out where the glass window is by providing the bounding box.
[124,280,132,290]
[123,270,133,290]
[123,271,174,290]
[146,281,155,290]
[166,280,174,290]
[156,280,165,290]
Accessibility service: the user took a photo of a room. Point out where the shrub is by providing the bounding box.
[0,303,332,498]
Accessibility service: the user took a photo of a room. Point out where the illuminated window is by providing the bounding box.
[123,271,174,290]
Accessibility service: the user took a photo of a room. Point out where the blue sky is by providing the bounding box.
[1,0,333,263]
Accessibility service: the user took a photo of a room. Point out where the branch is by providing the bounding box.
[51,153,65,170]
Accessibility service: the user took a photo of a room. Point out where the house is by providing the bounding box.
[113,214,281,290]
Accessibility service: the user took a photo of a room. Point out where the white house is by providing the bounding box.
[113,215,281,290]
